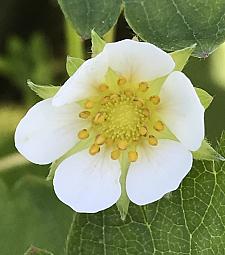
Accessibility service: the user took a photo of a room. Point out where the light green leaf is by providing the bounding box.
[193,139,224,161]
[57,0,122,39]
[47,136,94,181]
[170,45,196,71]
[117,151,130,220]
[66,133,225,255]
[27,80,60,99]
[91,30,106,56]
[124,0,225,57]
[195,87,213,109]
[66,56,84,77]
[24,246,54,255]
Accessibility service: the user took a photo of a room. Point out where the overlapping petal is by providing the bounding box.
[158,71,205,151]
[53,150,121,213]
[53,53,108,106]
[102,39,175,83]
[15,98,86,164]
[126,140,193,205]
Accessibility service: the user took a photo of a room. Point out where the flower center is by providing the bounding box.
[77,72,164,162]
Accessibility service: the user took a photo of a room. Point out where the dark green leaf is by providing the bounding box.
[124,0,225,57]
[24,246,54,255]
[57,0,122,39]
[66,133,225,254]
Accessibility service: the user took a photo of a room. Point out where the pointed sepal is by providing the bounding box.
[66,56,84,76]
[91,30,106,57]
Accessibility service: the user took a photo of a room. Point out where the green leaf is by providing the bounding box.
[193,139,224,161]
[195,87,213,109]
[66,56,84,76]
[27,80,60,99]
[124,0,225,57]
[47,136,94,181]
[170,45,196,71]
[0,176,72,255]
[66,133,225,255]
[91,30,106,56]
[57,0,122,39]
[24,246,54,255]
[117,151,130,220]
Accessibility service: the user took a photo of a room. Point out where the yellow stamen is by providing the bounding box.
[101,96,110,105]
[150,95,160,105]
[128,151,138,162]
[117,140,128,150]
[110,94,119,101]
[105,138,114,146]
[148,135,158,146]
[143,108,150,117]
[79,111,91,119]
[98,83,109,92]
[117,77,127,86]
[89,144,100,155]
[124,89,134,97]
[95,134,105,145]
[77,129,89,139]
[111,149,121,160]
[139,82,149,92]
[93,113,105,124]
[139,126,148,136]
[154,120,164,132]
[133,99,143,108]
[84,100,94,109]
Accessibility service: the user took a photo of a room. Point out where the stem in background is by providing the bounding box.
[0,153,29,172]
[65,21,85,59]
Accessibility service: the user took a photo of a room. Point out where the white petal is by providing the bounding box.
[102,39,175,83]
[15,98,86,164]
[126,140,193,205]
[53,150,121,213]
[53,53,108,106]
[159,71,205,151]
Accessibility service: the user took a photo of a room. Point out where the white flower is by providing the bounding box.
[15,40,204,213]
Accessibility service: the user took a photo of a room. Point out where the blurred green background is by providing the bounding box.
[0,0,224,254]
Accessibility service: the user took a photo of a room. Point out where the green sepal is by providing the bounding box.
[193,139,225,161]
[91,30,106,57]
[170,44,196,71]
[47,136,94,181]
[27,80,60,99]
[116,151,130,221]
[195,87,213,109]
[24,246,54,255]
[66,56,84,76]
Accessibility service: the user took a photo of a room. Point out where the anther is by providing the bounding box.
[95,134,105,145]
[89,144,100,155]
[148,135,158,146]
[150,95,160,105]
[133,99,143,108]
[139,126,148,136]
[93,113,105,124]
[84,100,94,109]
[143,108,150,117]
[154,120,164,132]
[98,83,109,92]
[79,111,91,119]
[128,151,138,162]
[105,138,114,146]
[124,89,134,97]
[117,140,128,150]
[111,149,121,160]
[117,77,127,86]
[77,129,89,139]
[110,94,119,101]
[138,82,149,92]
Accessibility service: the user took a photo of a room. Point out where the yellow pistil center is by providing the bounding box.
[76,73,166,162]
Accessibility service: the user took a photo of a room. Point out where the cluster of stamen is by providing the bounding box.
[77,76,164,163]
